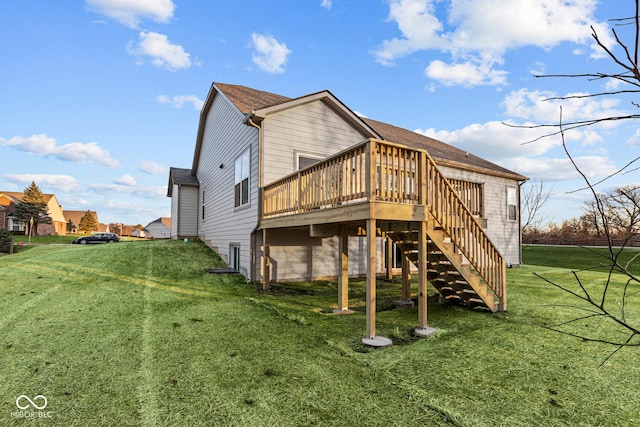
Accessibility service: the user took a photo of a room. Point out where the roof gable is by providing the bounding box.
[146,217,171,228]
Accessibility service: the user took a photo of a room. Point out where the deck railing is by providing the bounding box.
[262,138,505,304]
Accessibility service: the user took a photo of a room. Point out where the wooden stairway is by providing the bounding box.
[383,219,499,312]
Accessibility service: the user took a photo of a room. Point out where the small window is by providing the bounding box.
[298,155,323,170]
[235,149,250,207]
[230,244,240,271]
[507,186,518,221]
[202,189,205,220]
[296,150,325,170]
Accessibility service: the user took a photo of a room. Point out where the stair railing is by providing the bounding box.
[420,150,506,309]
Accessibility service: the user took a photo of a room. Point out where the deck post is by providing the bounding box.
[401,253,411,301]
[334,225,352,313]
[262,228,271,291]
[385,236,393,280]
[416,220,436,338]
[362,218,392,347]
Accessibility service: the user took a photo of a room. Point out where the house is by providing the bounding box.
[63,210,100,234]
[168,82,527,345]
[0,191,67,235]
[143,217,171,239]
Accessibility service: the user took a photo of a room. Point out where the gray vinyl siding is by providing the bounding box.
[171,185,198,239]
[196,93,259,277]
[259,229,387,282]
[261,100,364,185]
[254,100,369,281]
[439,165,522,265]
[170,186,178,238]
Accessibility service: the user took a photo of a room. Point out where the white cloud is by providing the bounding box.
[85,0,175,29]
[320,0,332,9]
[128,31,191,71]
[502,88,627,127]
[157,94,204,110]
[508,155,618,181]
[0,134,120,168]
[250,33,291,74]
[3,173,82,193]
[425,60,508,87]
[374,0,603,87]
[417,120,560,161]
[114,174,136,186]
[90,183,166,198]
[139,160,168,175]
[416,87,630,182]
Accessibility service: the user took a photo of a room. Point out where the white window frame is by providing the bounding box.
[229,243,241,271]
[507,186,518,222]
[201,188,206,221]
[295,150,325,170]
[234,149,250,208]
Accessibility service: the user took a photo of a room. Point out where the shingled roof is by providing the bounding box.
[168,167,200,197]
[215,83,291,115]
[214,83,525,181]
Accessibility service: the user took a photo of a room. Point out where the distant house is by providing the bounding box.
[120,225,136,237]
[63,210,100,234]
[0,191,66,235]
[131,228,146,238]
[143,217,171,239]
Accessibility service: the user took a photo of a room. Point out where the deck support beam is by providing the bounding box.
[334,225,352,313]
[415,220,436,337]
[385,236,393,280]
[362,218,392,347]
[401,251,411,301]
[262,229,271,291]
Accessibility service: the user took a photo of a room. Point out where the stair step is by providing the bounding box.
[386,224,496,312]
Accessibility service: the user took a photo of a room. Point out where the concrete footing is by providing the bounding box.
[395,299,415,309]
[414,326,437,338]
[331,308,354,314]
[361,336,393,348]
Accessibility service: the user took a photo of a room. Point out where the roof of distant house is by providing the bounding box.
[146,217,171,228]
[63,210,99,227]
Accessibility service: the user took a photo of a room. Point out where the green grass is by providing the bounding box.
[0,241,638,426]
[523,244,640,275]
[11,234,80,245]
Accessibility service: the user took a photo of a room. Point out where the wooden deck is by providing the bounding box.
[259,138,507,345]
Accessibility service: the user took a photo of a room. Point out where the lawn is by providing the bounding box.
[0,240,638,426]
[523,244,640,275]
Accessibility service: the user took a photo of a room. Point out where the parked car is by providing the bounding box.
[72,233,120,244]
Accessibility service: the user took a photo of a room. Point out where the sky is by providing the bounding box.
[1,0,639,228]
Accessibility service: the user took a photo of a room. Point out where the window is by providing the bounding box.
[235,149,250,207]
[450,179,484,217]
[298,155,323,170]
[296,150,325,170]
[507,186,518,221]
[201,189,205,220]
[230,244,240,271]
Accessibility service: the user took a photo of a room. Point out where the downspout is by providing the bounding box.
[245,112,263,282]
[518,179,527,266]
